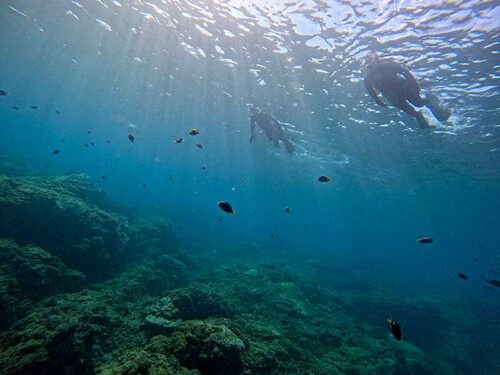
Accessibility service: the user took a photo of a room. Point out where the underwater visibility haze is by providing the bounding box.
[0,0,499,374]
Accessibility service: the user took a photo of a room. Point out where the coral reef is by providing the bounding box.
[0,170,493,375]
[0,174,129,280]
[160,320,245,374]
[0,260,187,374]
[0,239,85,330]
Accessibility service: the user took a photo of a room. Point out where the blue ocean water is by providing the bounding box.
[0,0,499,374]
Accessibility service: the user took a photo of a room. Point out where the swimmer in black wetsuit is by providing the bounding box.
[250,106,295,153]
[364,52,451,129]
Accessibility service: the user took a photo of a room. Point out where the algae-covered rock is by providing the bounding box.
[0,239,85,331]
[98,349,199,375]
[167,286,235,320]
[0,174,130,280]
[0,239,85,297]
[142,285,233,337]
[164,320,245,375]
[144,296,181,336]
[0,255,189,374]
[153,255,188,288]
[127,217,178,257]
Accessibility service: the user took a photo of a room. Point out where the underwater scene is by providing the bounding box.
[0,0,499,374]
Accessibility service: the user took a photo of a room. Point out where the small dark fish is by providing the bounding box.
[285,207,290,213]
[217,218,223,222]
[11,106,20,110]
[189,128,200,136]
[202,166,206,170]
[90,142,95,146]
[101,176,107,180]
[318,176,330,182]
[55,110,60,115]
[87,131,92,135]
[488,280,500,288]
[196,143,204,149]
[387,319,401,341]
[457,273,468,280]
[174,137,183,143]
[31,105,38,110]
[218,201,236,214]
[416,237,433,244]
[106,140,111,144]
[84,144,89,147]
[52,149,60,154]
[169,176,173,181]
[270,234,275,238]
[128,134,135,143]
[0,90,7,96]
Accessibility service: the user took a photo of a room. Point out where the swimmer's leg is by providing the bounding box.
[422,92,451,122]
[276,126,295,153]
[283,139,295,153]
[407,94,426,108]
[263,127,274,142]
[394,100,434,129]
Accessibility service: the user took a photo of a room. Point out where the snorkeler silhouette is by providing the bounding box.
[250,106,295,153]
[363,52,451,129]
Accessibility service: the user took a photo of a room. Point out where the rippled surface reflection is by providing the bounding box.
[2,0,499,178]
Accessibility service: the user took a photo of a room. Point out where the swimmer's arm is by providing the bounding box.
[250,116,256,143]
[364,78,387,108]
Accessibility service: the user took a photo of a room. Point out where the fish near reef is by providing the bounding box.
[318,176,330,182]
[189,128,200,136]
[457,273,468,280]
[128,134,135,143]
[0,89,7,96]
[387,319,401,340]
[488,280,500,288]
[218,201,236,214]
[416,237,433,244]
[174,137,183,144]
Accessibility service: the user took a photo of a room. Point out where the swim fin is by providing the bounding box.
[415,112,434,129]
[425,93,451,122]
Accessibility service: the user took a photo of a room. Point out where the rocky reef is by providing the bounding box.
[0,171,492,375]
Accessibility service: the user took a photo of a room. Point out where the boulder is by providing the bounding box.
[166,320,245,375]
[0,174,129,280]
